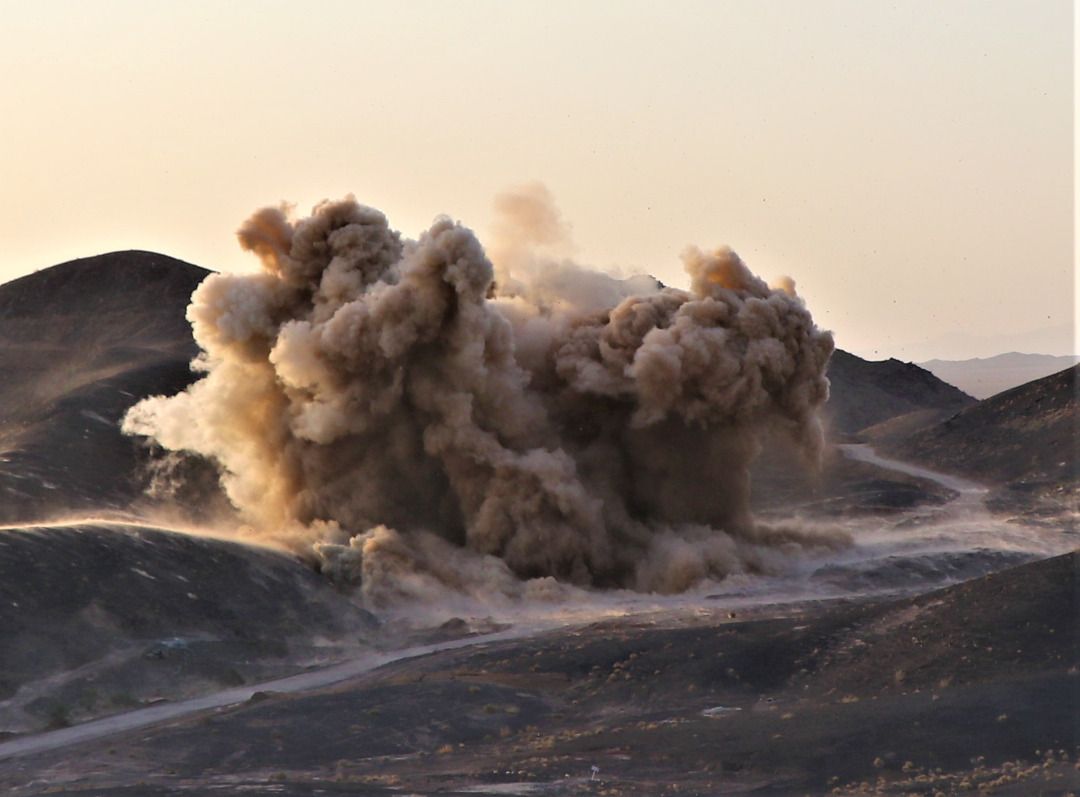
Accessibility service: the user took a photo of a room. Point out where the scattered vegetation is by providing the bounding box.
[44,702,71,730]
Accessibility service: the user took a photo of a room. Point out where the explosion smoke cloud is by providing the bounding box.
[123,187,843,601]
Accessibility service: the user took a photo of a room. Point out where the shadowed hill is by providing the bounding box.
[751,350,978,513]
[0,251,207,348]
[0,522,377,733]
[0,252,212,522]
[823,349,975,437]
[7,551,1074,794]
[882,364,1079,495]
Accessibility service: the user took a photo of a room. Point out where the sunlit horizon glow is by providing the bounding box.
[0,0,1072,361]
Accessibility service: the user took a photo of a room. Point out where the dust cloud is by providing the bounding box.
[123,186,844,604]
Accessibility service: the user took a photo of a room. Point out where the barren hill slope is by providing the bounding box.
[7,551,1074,795]
[0,252,210,521]
[883,365,1078,500]
[823,349,975,436]
[0,522,377,734]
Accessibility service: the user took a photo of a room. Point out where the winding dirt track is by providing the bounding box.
[838,443,986,495]
[0,627,537,762]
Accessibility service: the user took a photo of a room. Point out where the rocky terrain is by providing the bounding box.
[0,252,218,523]
[0,522,378,736]
[823,349,975,438]
[883,365,1079,517]
[1,552,1076,796]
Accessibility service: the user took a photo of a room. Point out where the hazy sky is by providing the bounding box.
[0,0,1073,360]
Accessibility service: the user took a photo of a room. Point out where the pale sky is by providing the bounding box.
[0,0,1073,360]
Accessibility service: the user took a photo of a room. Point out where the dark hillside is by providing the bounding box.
[883,364,1079,494]
[8,551,1074,795]
[0,252,211,521]
[0,522,376,732]
[0,251,206,347]
[824,349,974,436]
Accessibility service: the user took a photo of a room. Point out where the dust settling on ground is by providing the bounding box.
[123,185,846,606]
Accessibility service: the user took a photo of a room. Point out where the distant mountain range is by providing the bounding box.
[919,352,1079,400]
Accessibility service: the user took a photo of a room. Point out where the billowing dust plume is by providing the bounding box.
[123,186,843,604]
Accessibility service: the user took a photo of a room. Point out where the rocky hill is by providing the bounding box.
[823,349,975,437]
[4,551,1074,795]
[882,365,1078,508]
[0,521,377,733]
[0,252,211,522]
